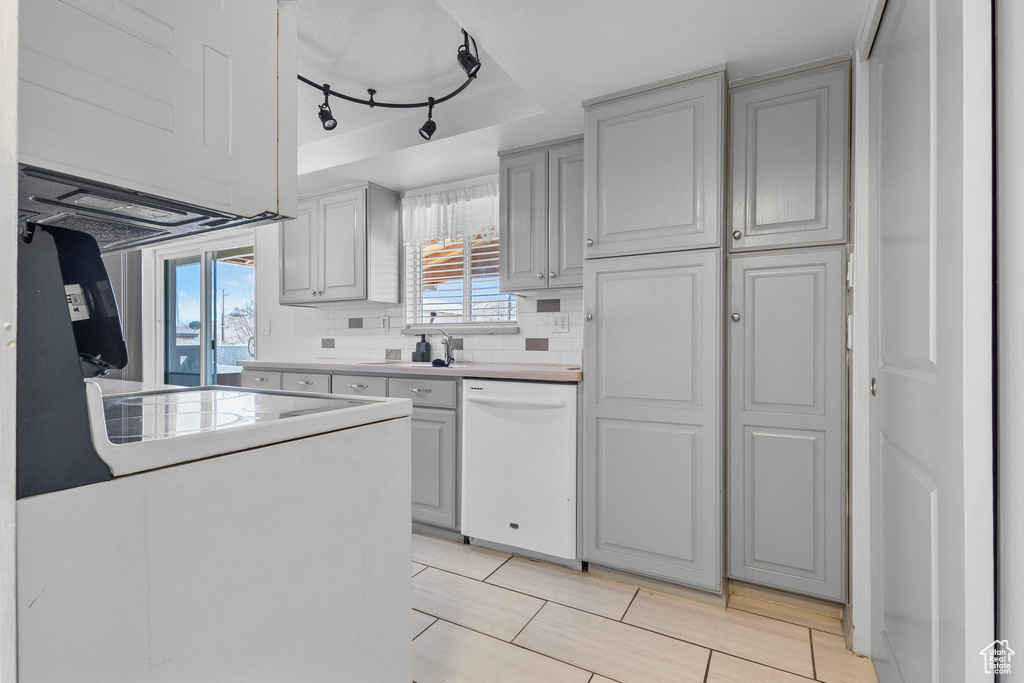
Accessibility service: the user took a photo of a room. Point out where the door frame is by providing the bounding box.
[854,0,995,674]
[142,228,256,385]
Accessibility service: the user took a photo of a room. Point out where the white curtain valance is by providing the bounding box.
[401,181,499,245]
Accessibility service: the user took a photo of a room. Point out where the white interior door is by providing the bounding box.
[867,0,994,680]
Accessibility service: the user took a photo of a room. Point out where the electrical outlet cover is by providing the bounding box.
[550,314,569,333]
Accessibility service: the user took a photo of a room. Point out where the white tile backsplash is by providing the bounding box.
[309,290,584,364]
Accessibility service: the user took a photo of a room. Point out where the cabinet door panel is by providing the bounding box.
[730,65,849,251]
[279,199,317,304]
[584,251,721,589]
[584,74,723,257]
[548,143,585,287]
[410,408,457,529]
[499,150,549,292]
[727,247,846,600]
[320,188,366,300]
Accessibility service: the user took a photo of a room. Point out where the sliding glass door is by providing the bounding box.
[162,239,255,387]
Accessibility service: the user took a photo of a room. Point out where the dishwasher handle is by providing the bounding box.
[466,395,567,410]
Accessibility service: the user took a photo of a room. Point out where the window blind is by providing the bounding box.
[406,235,516,325]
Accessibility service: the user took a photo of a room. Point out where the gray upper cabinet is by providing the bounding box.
[729,64,849,251]
[548,142,585,287]
[279,199,318,304]
[727,247,846,601]
[319,188,367,301]
[499,138,585,292]
[499,149,548,292]
[279,183,400,305]
[583,73,724,258]
[583,250,721,590]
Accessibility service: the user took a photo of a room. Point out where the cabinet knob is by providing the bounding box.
[732,230,742,240]
[537,272,544,279]
[311,289,316,297]
[585,239,593,247]
[549,272,556,278]
[585,313,593,321]
[731,313,740,322]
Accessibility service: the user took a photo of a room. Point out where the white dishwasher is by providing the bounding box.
[462,379,578,560]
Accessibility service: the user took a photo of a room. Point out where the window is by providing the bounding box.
[403,181,516,326]
[406,236,515,325]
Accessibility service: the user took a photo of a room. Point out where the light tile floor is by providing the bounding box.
[411,533,878,683]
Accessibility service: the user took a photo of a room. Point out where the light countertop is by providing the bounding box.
[238,359,583,382]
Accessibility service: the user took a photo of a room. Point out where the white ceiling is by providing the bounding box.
[294,0,871,193]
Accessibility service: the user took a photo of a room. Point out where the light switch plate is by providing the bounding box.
[260,320,271,335]
[550,314,569,333]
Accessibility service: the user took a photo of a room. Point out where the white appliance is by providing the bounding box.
[462,379,578,560]
[18,381,413,682]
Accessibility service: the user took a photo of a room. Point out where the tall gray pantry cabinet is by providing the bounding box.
[582,71,725,590]
[726,62,849,602]
[582,61,849,601]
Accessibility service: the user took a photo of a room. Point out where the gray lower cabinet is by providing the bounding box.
[583,72,724,258]
[729,63,849,251]
[583,250,722,590]
[409,407,458,529]
[727,247,846,601]
[240,369,283,390]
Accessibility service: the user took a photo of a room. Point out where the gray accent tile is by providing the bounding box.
[348,318,363,329]
[321,338,335,349]
[385,348,402,360]
[537,299,561,313]
[452,338,464,351]
[525,338,549,351]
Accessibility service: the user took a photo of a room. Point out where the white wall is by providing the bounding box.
[254,221,584,365]
[0,0,17,677]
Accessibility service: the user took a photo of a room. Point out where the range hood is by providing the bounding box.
[18,165,284,252]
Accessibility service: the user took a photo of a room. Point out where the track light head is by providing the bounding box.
[457,29,481,77]
[318,83,337,131]
[319,104,337,130]
[419,98,437,140]
[418,118,436,140]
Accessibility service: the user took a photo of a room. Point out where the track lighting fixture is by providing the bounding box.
[318,84,337,130]
[297,28,482,141]
[457,29,481,78]
[419,98,437,140]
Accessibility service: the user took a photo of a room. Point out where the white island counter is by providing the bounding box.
[18,380,413,682]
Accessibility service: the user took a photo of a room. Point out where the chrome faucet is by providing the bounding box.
[437,329,455,367]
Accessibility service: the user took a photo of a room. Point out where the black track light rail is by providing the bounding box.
[297,27,481,138]
[297,73,476,110]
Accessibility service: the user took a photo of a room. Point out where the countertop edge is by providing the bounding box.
[238,360,583,382]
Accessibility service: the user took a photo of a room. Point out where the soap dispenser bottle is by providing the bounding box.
[412,334,431,362]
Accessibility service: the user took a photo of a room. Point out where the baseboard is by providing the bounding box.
[727,579,845,619]
[412,522,466,543]
[468,537,583,571]
[586,564,727,609]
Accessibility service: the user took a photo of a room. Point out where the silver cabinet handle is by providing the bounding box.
[254,377,268,382]
[585,239,593,246]
[409,387,432,394]
[732,230,742,240]
[585,313,593,321]
[349,383,368,390]
[296,380,314,386]
[536,272,544,279]
[731,313,740,322]
[311,289,316,297]
[549,272,556,278]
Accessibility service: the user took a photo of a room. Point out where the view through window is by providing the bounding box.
[164,244,255,386]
